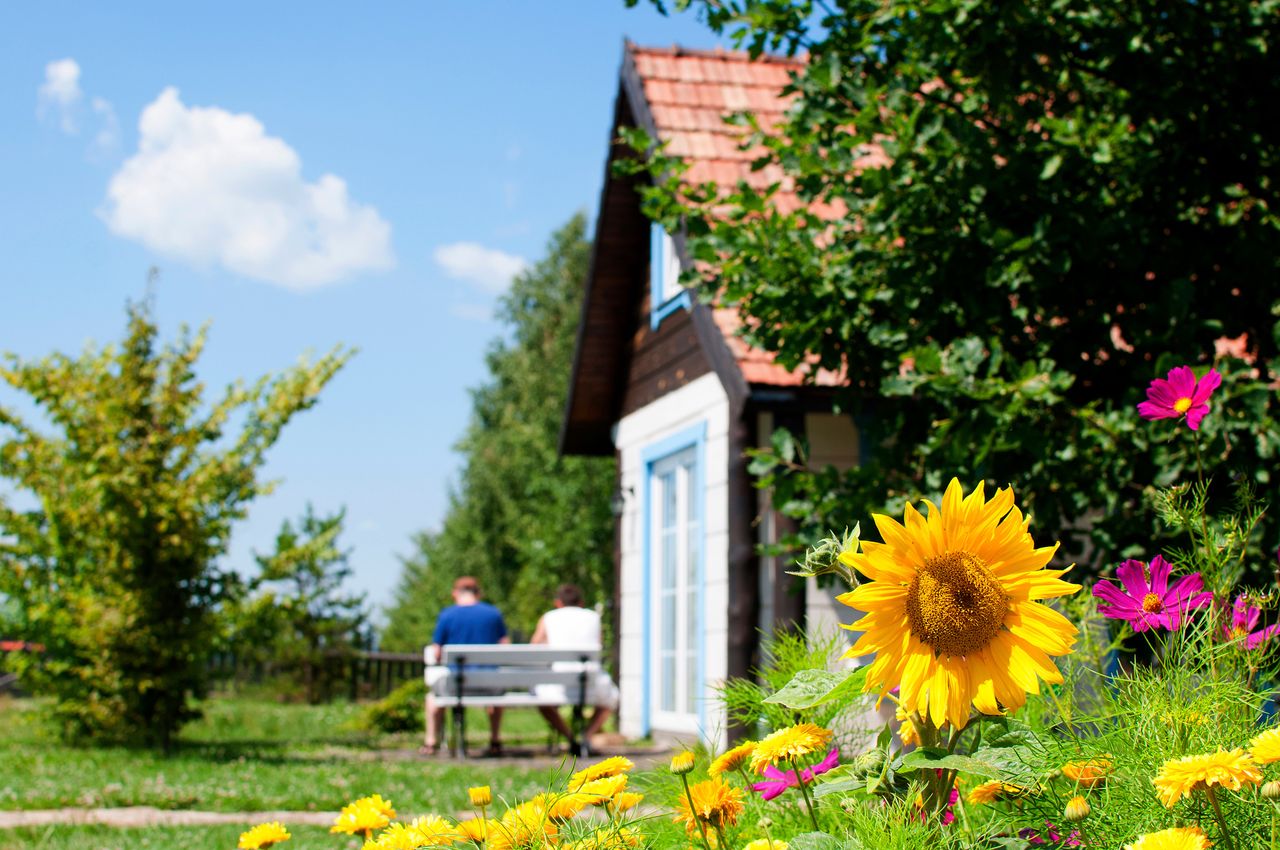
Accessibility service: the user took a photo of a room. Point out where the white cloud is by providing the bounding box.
[100,87,393,289]
[38,58,83,133]
[433,242,527,294]
[90,96,119,155]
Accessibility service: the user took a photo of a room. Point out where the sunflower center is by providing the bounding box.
[905,550,1008,657]
[1142,593,1164,614]
[1173,397,1193,413]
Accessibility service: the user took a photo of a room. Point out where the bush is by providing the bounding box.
[358,678,425,734]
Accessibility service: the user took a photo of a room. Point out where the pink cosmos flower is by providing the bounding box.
[1092,555,1213,632]
[1018,823,1081,846]
[1222,595,1280,649]
[1137,365,1221,430]
[752,748,839,801]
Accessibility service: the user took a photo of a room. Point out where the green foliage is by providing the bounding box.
[381,214,615,647]
[357,677,426,734]
[719,628,858,735]
[623,0,1280,578]
[0,300,351,747]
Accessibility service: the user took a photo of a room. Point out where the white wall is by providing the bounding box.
[613,371,731,748]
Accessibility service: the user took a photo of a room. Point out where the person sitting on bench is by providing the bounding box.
[530,583,619,750]
[423,576,509,755]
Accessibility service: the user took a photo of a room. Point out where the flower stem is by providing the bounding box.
[791,757,821,832]
[681,774,713,850]
[1206,787,1237,850]
[713,824,729,850]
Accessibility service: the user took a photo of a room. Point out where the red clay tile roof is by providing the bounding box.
[628,43,845,388]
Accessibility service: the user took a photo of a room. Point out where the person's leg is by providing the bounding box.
[585,706,612,738]
[538,705,576,740]
[487,707,504,750]
[424,694,445,751]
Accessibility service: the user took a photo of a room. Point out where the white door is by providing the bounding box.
[650,446,701,732]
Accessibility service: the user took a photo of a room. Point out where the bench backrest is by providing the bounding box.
[432,644,601,667]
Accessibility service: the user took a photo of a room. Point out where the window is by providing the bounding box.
[649,223,689,329]
[649,445,701,724]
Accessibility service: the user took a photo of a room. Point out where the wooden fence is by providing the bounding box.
[208,649,425,702]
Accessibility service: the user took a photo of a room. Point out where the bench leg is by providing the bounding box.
[570,704,587,758]
[452,705,466,758]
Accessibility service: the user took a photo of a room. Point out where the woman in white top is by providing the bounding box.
[531,583,620,747]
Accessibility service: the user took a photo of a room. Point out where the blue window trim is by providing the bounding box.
[649,223,691,331]
[639,421,708,738]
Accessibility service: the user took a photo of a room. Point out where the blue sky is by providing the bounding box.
[0,2,725,621]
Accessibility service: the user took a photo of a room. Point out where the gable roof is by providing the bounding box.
[561,42,842,456]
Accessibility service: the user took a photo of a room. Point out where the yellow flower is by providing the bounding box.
[570,756,635,787]
[331,795,396,835]
[743,841,788,850]
[838,479,1080,729]
[238,822,291,849]
[708,741,757,778]
[529,791,594,821]
[456,818,500,843]
[1124,825,1212,850]
[966,780,1027,804]
[561,827,644,850]
[672,777,745,835]
[469,785,493,807]
[368,823,422,850]
[1062,756,1113,788]
[1063,795,1090,822]
[612,792,644,812]
[1153,748,1262,808]
[670,750,696,775]
[408,815,462,847]
[488,801,558,850]
[578,774,628,804]
[749,723,833,773]
[1251,727,1280,764]
[895,706,919,747]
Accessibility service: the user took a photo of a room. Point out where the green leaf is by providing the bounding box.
[899,747,1007,779]
[763,667,868,710]
[788,833,852,850]
[1040,154,1063,179]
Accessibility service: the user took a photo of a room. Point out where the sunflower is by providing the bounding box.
[966,780,1027,804]
[672,777,744,835]
[570,756,635,787]
[894,706,920,747]
[238,822,291,849]
[708,741,757,777]
[331,795,396,835]
[1062,756,1113,788]
[1124,825,1212,850]
[1251,727,1280,764]
[838,479,1080,730]
[1153,748,1262,808]
[749,724,833,773]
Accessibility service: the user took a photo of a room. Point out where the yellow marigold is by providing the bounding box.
[839,479,1080,729]
[749,724,833,773]
[456,818,499,843]
[966,780,1027,805]
[1063,795,1090,822]
[743,841,788,850]
[1124,825,1212,850]
[1251,727,1280,764]
[530,791,594,821]
[578,774,628,803]
[489,800,558,850]
[1153,748,1262,808]
[672,777,745,835]
[1062,756,1113,788]
[670,750,696,775]
[708,741,757,777]
[239,822,291,849]
[331,794,396,835]
[469,785,493,807]
[612,792,644,812]
[408,815,462,847]
[367,823,421,850]
[570,756,635,787]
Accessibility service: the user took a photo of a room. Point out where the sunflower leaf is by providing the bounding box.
[899,747,1007,779]
[763,667,868,710]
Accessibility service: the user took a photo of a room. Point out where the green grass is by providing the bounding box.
[0,696,550,814]
[0,823,350,850]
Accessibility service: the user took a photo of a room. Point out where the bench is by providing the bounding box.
[424,644,603,757]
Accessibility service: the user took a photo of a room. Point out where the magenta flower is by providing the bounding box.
[1222,595,1280,649]
[1092,555,1213,632]
[1018,823,1081,846]
[752,747,839,801]
[1137,365,1221,430]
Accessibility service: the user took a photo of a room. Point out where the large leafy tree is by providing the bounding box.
[382,215,615,649]
[0,300,351,747]
[627,0,1280,572]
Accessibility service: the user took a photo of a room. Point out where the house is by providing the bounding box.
[560,43,865,747]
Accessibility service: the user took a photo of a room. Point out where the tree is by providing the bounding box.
[0,300,351,747]
[382,215,615,648]
[626,0,1280,573]
[249,504,368,703]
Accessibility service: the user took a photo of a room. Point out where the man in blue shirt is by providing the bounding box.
[424,576,509,754]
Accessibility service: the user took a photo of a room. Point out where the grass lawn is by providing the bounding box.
[0,823,350,850]
[0,694,552,814]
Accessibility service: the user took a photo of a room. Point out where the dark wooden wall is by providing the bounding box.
[620,291,712,417]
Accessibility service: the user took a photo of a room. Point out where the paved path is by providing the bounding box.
[0,807,341,829]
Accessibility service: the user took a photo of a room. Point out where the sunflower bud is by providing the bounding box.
[468,785,491,808]
[852,749,885,776]
[756,818,774,829]
[670,750,696,775]
[1264,780,1280,801]
[1063,795,1090,822]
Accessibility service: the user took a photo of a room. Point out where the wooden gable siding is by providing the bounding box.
[620,289,712,418]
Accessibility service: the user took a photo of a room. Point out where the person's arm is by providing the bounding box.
[429,612,448,664]
[530,615,548,644]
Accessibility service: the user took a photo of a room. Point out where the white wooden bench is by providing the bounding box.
[424,644,603,757]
